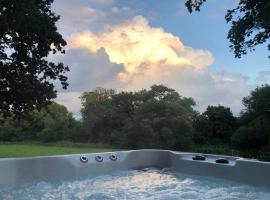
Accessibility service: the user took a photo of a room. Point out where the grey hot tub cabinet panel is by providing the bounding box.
[0,150,270,187]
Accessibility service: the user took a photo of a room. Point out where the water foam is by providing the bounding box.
[1,168,270,200]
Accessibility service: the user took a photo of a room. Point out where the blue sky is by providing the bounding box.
[52,0,270,116]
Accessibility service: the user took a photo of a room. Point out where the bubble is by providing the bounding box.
[1,169,270,200]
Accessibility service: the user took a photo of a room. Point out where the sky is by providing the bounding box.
[51,0,270,117]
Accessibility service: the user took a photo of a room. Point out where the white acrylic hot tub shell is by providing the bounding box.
[0,150,270,187]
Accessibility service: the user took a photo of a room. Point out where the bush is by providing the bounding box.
[231,126,267,150]
[0,103,79,143]
[193,105,237,145]
[37,128,56,143]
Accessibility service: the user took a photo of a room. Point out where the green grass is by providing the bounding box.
[2,142,269,162]
[0,142,121,158]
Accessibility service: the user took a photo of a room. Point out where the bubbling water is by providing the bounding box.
[1,168,270,200]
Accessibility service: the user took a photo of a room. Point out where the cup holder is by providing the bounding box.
[215,158,229,164]
[192,155,206,161]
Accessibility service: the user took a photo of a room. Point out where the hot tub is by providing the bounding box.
[1,150,270,199]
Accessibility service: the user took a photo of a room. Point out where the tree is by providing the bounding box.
[127,85,195,150]
[36,103,77,142]
[238,84,270,129]
[80,88,116,143]
[0,103,79,142]
[231,85,270,150]
[242,84,270,117]
[147,84,180,102]
[193,105,237,144]
[185,0,270,58]
[0,0,69,116]
[80,85,196,150]
[231,126,267,150]
[0,114,21,141]
[123,99,195,150]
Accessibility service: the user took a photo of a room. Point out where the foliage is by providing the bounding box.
[242,84,270,118]
[0,115,21,141]
[194,144,270,161]
[0,0,69,116]
[122,100,194,150]
[193,105,237,145]
[80,85,196,150]
[231,126,267,150]
[231,85,270,151]
[0,103,79,142]
[80,88,116,143]
[185,0,270,58]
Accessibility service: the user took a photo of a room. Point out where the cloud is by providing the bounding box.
[54,16,249,115]
[52,1,105,33]
[213,70,249,83]
[116,64,249,114]
[87,0,115,5]
[55,48,124,93]
[52,0,135,33]
[256,70,270,84]
[56,92,82,115]
[69,16,214,74]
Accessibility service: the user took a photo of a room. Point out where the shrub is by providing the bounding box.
[231,126,267,150]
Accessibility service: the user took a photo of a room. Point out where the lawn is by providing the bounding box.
[0,142,121,158]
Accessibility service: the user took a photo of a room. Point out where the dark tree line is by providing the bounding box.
[1,84,269,154]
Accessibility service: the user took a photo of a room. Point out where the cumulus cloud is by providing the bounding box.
[69,16,214,73]
[55,48,124,92]
[54,16,249,115]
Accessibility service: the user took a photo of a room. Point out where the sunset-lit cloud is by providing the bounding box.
[69,16,214,75]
